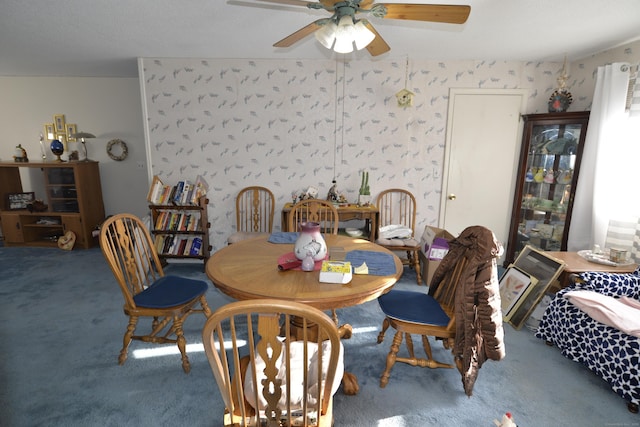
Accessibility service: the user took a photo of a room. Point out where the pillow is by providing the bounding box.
[244,340,344,412]
[564,290,640,338]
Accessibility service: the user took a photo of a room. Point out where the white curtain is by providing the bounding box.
[568,62,640,251]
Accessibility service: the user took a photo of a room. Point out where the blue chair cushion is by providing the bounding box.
[133,275,208,308]
[378,290,450,326]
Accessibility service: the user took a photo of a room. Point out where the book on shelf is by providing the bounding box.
[192,175,209,204]
[189,237,203,256]
[153,227,204,257]
[148,175,208,206]
[147,175,163,203]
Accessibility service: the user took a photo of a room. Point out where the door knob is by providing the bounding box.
[448,194,457,200]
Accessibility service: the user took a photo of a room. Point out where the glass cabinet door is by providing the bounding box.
[45,167,79,212]
[505,112,590,265]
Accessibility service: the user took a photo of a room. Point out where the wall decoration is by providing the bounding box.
[106,139,128,161]
[43,123,55,140]
[506,245,565,329]
[53,114,66,133]
[66,124,77,142]
[499,266,536,319]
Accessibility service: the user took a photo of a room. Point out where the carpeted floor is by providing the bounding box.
[0,245,638,426]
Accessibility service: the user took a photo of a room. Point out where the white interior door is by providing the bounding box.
[439,89,527,255]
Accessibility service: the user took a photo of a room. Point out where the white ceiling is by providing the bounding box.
[1,0,639,78]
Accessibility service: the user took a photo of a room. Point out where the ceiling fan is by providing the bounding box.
[254,0,471,56]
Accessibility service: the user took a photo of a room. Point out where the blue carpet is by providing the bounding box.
[0,245,638,426]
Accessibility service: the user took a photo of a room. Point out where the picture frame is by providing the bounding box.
[499,265,537,320]
[6,192,35,210]
[506,245,565,330]
[66,123,77,141]
[43,123,55,140]
[53,114,66,133]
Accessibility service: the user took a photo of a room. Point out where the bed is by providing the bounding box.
[535,268,640,413]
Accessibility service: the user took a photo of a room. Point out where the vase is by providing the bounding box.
[293,222,327,261]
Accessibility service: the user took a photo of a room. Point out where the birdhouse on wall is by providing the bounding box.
[395,88,414,108]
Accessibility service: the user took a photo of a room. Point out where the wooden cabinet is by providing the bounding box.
[149,196,211,265]
[0,162,105,249]
[504,112,590,265]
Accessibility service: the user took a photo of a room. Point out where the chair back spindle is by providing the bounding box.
[288,200,339,235]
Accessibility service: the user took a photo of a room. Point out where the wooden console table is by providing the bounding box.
[546,251,638,292]
[281,202,379,241]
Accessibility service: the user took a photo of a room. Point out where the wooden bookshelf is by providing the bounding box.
[149,196,211,265]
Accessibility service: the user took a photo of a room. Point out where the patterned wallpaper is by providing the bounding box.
[139,56,593,251]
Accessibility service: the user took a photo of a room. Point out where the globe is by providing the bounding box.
[50,139,64,161]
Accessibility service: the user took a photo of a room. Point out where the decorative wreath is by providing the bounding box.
[106,139,128,161]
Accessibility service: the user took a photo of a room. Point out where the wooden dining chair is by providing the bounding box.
[202,299,344,427]
[376,225,504,395]
[376,253,466,388]
[228,186,275,244]
[100,213,211,373]
[288,199,339,235]
[375,189,421,284]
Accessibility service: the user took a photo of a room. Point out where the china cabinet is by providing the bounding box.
[504,111,590,265]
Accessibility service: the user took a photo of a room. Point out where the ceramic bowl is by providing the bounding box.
[345,228,363,237]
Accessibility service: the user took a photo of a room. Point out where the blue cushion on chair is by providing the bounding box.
[133,275,209,308]
[378,290,450,326]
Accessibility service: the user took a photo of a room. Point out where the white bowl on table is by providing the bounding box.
[345,228,363,238]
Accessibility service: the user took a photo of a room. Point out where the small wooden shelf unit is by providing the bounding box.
[149,196,211,265]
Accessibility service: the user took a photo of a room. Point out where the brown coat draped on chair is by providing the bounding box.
[429,225,505,396]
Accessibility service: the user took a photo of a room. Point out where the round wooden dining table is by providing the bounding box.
[206,234,403,312]
[205,234,403,395]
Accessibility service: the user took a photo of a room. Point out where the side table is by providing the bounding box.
[281,203,379,241]
[545,251,638,292]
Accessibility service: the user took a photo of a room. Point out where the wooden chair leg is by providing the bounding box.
[421,335,434,360]
[200,295,212,317]
[173,316,191,373]
[380,330,403,388]
[405,332,416,359]
[377,317,390,344]
[119,315,138,365]
[412,249,422,284]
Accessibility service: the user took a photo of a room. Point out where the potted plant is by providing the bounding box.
[358,171,371,206]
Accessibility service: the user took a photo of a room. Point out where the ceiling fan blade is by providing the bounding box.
[362,21,390,56]
[358,0,375,8]
[376,4,471,24]
[255,0,313,7]
[273,21,323,47]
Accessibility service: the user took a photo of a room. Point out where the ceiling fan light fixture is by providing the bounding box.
[333,36,354,53]
[332,15,357,53]
[315,20,337,49]
[353,20,375,50]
